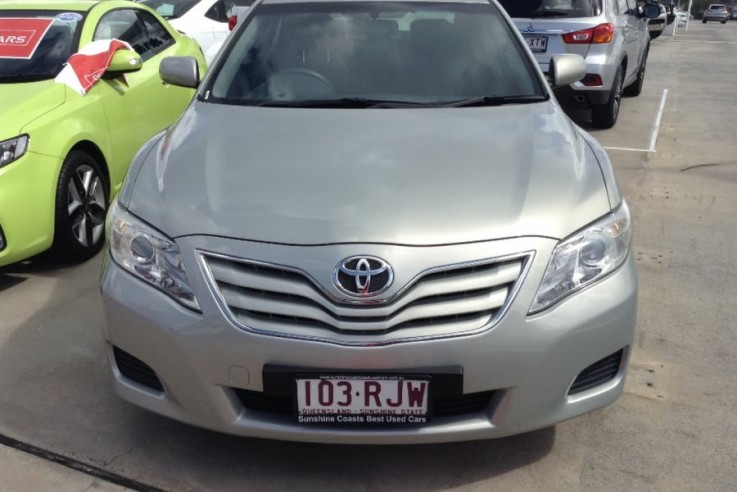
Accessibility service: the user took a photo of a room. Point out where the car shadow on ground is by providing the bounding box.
[0,254,72,292]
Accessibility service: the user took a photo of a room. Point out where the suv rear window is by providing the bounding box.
[708,4,726,9]
[497,0,603,18]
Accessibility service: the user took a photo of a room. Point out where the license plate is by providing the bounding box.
[296,375,430,425]
[525,36,548,53]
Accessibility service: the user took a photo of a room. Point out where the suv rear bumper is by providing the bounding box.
[553,85,611,107]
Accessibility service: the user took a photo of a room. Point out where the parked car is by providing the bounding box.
[648,3,668,39]
[0,0,206,267]
[702,3,729,22]
[101,0,640,444]
[204,3,250,63]
[498,0,661,128]
[140,0,253,63]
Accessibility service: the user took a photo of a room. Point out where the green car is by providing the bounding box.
[0,0,205,267]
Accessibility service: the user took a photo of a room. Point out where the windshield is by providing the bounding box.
[141,0,201,19]
[0,11,85,83]
[496,0,603,18]
[206,2,546,107]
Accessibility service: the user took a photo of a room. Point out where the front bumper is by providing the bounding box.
[648,19,666,31]
[0,151,61,267]
[100,238,638,444]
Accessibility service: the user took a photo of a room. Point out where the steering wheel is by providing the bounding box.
[266,68,337,99]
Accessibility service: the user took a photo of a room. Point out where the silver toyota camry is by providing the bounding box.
[100,0,638,444]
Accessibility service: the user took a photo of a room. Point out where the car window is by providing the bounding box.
[625,0,637,14]
[225,0,256,12]
[94,9,173,60]
[140,0,200,20]
[138,10,174,53]
[497,0,603,18]
[207,1,545,106]
[205,0,228,22]
[0,10,85,82]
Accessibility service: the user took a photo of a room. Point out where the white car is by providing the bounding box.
[647,4,668,39]
[141,0,253,62]
[202,4,249,64]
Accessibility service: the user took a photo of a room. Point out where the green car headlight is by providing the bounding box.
[107,200,200,311]
[0,135,29,168]
[530,201,632,314]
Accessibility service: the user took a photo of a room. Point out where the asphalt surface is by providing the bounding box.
[1,21,736,492]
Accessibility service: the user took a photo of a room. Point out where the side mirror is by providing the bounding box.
[642,3,662,19]
[548,54,586,87]
[106,49,142,74]
[160,56,200,88]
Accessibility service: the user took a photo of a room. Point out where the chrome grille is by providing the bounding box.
[201,252,530,344]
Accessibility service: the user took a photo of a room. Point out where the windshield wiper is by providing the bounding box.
[441,95,548,108]
[528,10,570,17]
[252,97,427,108]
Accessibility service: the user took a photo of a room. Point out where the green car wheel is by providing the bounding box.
[51,150,109,263]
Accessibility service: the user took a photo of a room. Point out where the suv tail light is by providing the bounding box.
[228,15,238,31]
[563,23,615,44]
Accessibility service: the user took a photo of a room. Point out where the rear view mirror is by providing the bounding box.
[160,56,200,88]
[107,49,142,74]
[548,54,586,87]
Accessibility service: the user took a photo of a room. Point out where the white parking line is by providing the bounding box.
[603,146,651,152]
[647,89,669,152]
[603,88,669,153]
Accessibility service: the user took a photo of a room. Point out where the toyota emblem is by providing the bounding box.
[333,256,394,297]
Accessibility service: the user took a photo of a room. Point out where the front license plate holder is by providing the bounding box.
[295,374,431,425]
[525,35,548,53]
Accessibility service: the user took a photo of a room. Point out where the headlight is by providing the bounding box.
[0,135,29,168]
[107,200,200,310]
[530,201,632,314]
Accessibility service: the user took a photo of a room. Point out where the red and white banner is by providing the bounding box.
[54,39,133,96]
[0,18,54,59]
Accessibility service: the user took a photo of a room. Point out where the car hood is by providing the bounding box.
[0,80,65,138]
[128,101,612,245]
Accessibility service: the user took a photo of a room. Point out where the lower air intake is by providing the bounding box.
[114,346,164,392]
[569,349,624,395]
[232,388,495,418]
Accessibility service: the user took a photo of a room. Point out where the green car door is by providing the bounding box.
[83,6,203,193]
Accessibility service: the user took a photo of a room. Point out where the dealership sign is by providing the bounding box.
[0,18,54,59]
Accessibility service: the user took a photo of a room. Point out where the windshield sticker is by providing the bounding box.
[55,13,84,23]
[0,18,54,59]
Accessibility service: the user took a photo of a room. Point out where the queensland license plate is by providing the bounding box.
[525,36,548,53]
[296,375,430,425]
